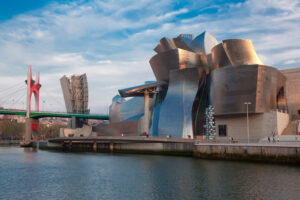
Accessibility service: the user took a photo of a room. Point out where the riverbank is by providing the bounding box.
[33,136,300,165]
[0,140,20,146]
[194,143,300,164]
[38,136,195,156]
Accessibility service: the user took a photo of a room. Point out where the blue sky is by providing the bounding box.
[0,0,299,113]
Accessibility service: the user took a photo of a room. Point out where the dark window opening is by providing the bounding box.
[218,125,227,137]
[277,87,286,111]
[298,110,300,115]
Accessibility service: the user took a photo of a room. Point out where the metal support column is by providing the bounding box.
[144,90,150,136]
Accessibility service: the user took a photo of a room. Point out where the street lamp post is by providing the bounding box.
[244,102,251,144]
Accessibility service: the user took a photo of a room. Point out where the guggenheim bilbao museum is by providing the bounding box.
[92,31,300,142]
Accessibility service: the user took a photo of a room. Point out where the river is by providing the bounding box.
[0,146,299,200]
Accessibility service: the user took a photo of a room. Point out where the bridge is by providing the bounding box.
[0,66,109,146]
[0,110,109,120]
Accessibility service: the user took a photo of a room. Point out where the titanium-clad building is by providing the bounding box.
[96,31,299,141]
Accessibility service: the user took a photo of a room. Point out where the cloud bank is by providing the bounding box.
[0,0,299,113]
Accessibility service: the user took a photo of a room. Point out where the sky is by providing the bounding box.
[0,0,299,114]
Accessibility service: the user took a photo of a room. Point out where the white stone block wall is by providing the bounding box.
[215,111,289,142]
[277,111,289,135]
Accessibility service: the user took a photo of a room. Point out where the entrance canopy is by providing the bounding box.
[118,81,167,97]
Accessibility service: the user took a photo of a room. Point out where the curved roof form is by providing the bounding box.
[211,39,263,69]
[190,31,219,55]
[150,48,209,81]
[154,37,193,53]
[223,39,263,65]
[178,34,194,46]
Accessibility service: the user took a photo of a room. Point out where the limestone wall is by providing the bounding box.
[215,111,289,142]
[277,111,290,135]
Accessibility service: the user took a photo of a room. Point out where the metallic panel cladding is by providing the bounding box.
[149,88,167,137]
[211,39,263,69]
[149,48,208,81]
[109,95,155,123]
[210,65,286,116]
[157,67,206,139]
[190,31,218,55]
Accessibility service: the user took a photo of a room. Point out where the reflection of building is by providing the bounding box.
[95,31,300,141]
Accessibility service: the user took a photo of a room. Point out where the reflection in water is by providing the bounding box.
[23,147,38,164]
[0,146,299,200]
[23,148,38,153]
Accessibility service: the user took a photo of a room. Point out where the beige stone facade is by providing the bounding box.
[215,110,289,142]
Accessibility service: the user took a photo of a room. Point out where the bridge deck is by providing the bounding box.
[0,110,109,120]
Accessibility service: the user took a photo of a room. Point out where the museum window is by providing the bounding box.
[218,125,227,137]
[298,110,300,115]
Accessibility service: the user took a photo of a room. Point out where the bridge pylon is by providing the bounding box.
[22,66,41,146]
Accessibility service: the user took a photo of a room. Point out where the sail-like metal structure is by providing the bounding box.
[157,68,207,139]
[211,39,263,69]
[60,74,89,114]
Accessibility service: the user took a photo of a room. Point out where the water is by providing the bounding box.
[0,147,299,200]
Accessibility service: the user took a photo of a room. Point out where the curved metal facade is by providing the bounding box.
[109,95,155,123]
[211,39,263,69]
[211,43,231,69]
[190,31,218,55]
[210,65,286,115]
[157,67,206,138]
[106,31,294,139]
[149,48,208,81]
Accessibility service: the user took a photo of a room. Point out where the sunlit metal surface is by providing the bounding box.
[210,65,286,115]
[149,89,168,137]
[118,81,167,98]
[157,67,206,138]
[178,34,194,46]
[150,48,208,81]
[190,31,219,55]
[211,39,263,69]
[154,37,193,53]
[211,43,231,69]
[106,31,291,139]
[109,95,154,123]
[223,39,263,65]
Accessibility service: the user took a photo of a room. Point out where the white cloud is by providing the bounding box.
[0,0,299,113]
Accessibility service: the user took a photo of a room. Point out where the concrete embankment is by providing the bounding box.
[37,137,300,164]
[42,136,195,156]
[194,143,300,164]
[0,140,21,146]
